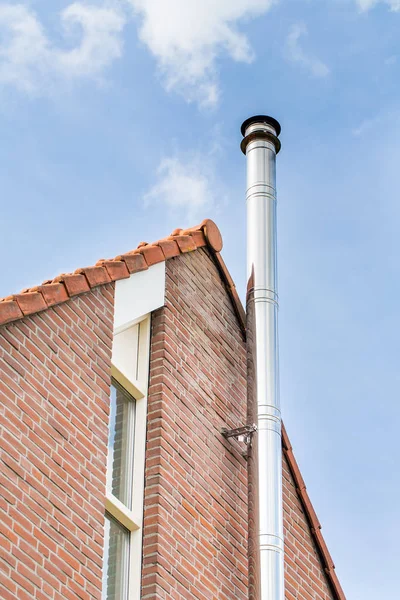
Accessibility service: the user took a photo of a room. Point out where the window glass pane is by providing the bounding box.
[102,513,130,600]
[107,380,136,508]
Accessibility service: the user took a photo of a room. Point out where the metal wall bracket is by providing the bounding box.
[221,424,257,447]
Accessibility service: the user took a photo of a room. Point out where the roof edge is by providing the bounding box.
[0,219,246,336]
[282,424,346,600]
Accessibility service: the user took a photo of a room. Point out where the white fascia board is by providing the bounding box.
[113,261,165,333]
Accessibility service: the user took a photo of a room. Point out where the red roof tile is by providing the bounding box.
[0,219,244,332]
[0,299,23,324]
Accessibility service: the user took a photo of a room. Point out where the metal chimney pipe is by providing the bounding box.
[241,115,284,600]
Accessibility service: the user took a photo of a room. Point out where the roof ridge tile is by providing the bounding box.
[0,219,240,329]
[12,290,47,317]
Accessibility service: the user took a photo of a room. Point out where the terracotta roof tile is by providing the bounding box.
[35,283,69,308]
[54,273,91,297]
[96,260,130,282]
[0,219,244,334]
[171,234,197,253]
[76,265,111,287]
[14,291,47,316]
[0,299,23,324]
[158,239,181,259]
[202,218,223,252]
[183,229,207,249]
[136,244,165,266]
[117,252,148,274]
[170,228,182,236]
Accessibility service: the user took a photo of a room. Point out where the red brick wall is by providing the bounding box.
[283,454,335,600]
[0,285,114,600]
[0,249,338,600]
[141,247,337,600]
[142,248,248,599]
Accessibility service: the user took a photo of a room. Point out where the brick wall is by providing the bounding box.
[142,247,337,600]
[283,454,335,600]
[0,247,338,600]
[0,284,114,600]
[142,248,249,599]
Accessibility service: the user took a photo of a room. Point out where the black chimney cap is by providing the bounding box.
[241,115,281,137]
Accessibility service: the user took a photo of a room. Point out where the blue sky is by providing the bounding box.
[1,0,399,597]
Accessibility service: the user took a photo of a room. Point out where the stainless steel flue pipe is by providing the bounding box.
[241,116,284,600]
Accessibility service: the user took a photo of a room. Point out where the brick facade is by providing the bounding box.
[0,285,115,600]
[1,240,341,600]
[142,248,248,599]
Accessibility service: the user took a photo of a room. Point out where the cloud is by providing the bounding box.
[285,23,330,78]
[57,4,126,78]
[144,152,225,222]
[356,0,400,11]
[0,0,279,106]
[0,3,126,95]
[126,0,276,107]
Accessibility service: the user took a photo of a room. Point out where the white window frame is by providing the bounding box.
[105,314,151,600]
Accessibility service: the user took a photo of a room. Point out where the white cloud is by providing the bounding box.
[0,3,126,95]
[126,0,276,107]
[0,0,279,106]
[285,23,330,78]
[356,0,400,11]
[144,153,224,222]
[57,4,126,78]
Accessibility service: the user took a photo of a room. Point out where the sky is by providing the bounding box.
[1,0,399,597]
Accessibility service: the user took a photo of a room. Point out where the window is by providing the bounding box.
[103,316,150,600]
[107,381,136,509]
[102,514,130,600]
